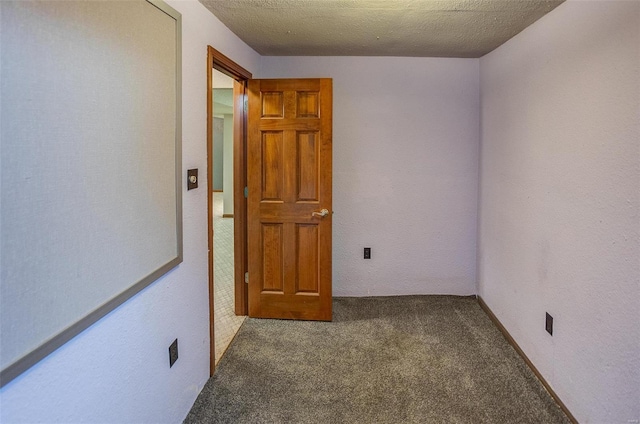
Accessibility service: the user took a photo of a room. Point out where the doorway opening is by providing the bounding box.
[207,46,251,376]
[212,69,243,365]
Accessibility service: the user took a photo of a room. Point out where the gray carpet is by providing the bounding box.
[184,296,570,423]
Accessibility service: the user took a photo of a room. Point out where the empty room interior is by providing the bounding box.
[0,0,638,423]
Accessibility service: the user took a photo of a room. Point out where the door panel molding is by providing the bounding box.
[247,79,333,322]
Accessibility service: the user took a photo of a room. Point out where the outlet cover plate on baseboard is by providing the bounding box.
[169,339,178,367]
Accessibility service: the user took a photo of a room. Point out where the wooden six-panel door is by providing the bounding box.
[247,79,332,321]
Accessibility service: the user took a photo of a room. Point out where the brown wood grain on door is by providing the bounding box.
[247,79,332,321]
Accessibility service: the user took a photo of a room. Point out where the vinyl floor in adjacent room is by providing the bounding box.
[213,192,245,365]
[185,296,571,424]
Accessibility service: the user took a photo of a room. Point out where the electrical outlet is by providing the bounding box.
[169,339,178,367]
[545,313,553,336]
[364,247,371,259]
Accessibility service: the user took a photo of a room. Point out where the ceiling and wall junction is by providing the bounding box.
[198,0,564,57]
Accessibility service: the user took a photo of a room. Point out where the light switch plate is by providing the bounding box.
[187,169,198,190]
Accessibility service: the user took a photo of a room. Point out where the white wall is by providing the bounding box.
[478,1,640,422]
[222,114,234,216]
[213,116,225,191]
[260,57,480,296]
[0,1,260,423]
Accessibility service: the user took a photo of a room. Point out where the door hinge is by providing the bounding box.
[244,97,248,112]
[245,272,249,284]
[244,186,248,198]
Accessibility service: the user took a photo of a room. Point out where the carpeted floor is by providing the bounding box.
[184,296,570,423]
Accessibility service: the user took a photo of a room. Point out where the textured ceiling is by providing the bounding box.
[199,0,564,58]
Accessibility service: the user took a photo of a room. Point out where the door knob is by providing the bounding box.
[312,208,329,217]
